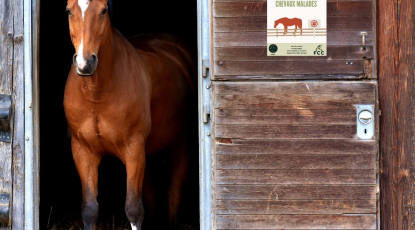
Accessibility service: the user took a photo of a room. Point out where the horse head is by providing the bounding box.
[66,0,112,76]
[274,19,280,28]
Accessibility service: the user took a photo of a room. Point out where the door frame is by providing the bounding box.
[24,0,40,229]
[197,0,212,229]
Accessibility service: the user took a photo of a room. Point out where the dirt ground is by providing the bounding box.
[47,214,199,230]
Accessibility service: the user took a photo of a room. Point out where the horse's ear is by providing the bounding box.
[108,0,113,21]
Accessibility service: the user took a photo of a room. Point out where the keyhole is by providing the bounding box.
[364,129,367,134]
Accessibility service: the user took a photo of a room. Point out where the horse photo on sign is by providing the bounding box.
[274,17,303,35]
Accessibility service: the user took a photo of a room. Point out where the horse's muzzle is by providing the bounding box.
[73,54,98,76]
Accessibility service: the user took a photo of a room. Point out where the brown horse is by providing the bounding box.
[274,17,302,35]
[63,0,195,229]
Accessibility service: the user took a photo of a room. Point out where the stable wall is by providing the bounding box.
[209,0,379,229]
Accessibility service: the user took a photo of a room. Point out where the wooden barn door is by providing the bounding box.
[209,0,378,229]
[0,0,39,229]
[0,0,25,229]
[211,82,378,229]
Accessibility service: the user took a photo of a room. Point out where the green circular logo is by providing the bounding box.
[269,44,278,53]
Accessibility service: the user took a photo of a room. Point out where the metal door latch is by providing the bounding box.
[0,95,12,142]
[356,104,374,140]
[361,32,367,52]
[0,194,9,226]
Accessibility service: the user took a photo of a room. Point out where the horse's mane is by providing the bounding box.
[108,0,113,21]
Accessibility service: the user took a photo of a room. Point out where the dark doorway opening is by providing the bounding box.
[39,1,198,229]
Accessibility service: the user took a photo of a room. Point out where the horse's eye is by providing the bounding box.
[101,8,107,16]
[66,8,72,16]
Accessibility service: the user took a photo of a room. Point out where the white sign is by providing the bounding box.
[267,0,327,56]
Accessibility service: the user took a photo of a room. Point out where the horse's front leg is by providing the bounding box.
[123,138,146,230]
[72,139,102,230]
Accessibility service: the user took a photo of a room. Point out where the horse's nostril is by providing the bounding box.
[73,54,78,66]
[88,54,98,67]
[91,54,97,63]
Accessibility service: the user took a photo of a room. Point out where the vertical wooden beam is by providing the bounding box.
[0,0,14,227]
[12,0,24,228]
[379,0,415,229]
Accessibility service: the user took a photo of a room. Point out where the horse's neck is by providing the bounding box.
[79,28,146,103]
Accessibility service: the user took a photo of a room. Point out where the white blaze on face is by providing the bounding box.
[131,223,137,230]
[78,0,89,21]
[76,38,87,69]
[76,0,90,70]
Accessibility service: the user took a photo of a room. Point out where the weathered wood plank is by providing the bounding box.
[216,169,376,185]
[214,95,368,110]
[215,109,356,125]
[0,3,14,94]
[216,154,375,170]
[378,0,415,229]
[12,0,25,228]
[215,139,376,155]
[214,81,375,95]
[214,74,364,80]
[214,60,364,76]
[215,124,356,139]
[217,199,376,215]
[214,31,374,47]
[214,2,372,17]
[215,92,372,103]
[216,214,376,229]
[214,0,373,2]
[0,0,14,227]
[214,16,372,32]
[214,46,374,61]
[216,185,377,200]
[214,95,372,110]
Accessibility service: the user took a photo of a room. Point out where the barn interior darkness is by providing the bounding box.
[39,0,198,229]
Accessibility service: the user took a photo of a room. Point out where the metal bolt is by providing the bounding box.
[206,133,210,136]
[218,61,224,66]
[26,137,29,141]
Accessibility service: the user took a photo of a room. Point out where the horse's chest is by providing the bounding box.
[72,111,134,155]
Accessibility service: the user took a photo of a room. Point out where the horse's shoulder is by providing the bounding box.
[127,34,194,67]
[127,34,185,50]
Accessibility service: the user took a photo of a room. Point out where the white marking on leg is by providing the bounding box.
[76,38,87,69]
[78,0,90,21]
[131,223,137,230]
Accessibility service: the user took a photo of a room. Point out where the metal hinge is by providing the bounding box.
[203,104,210,123]
[202,59,210,123]
[0,95,12,142]
[202,59,209,78]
